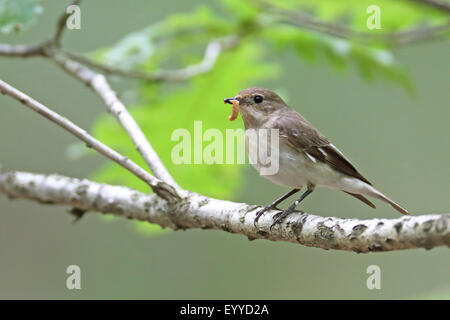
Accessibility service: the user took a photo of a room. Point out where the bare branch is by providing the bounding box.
[61,36,240,82]
[0,43,46,57]
[44,50,179,187]
[1,170,448,253]
[0,79,179,202]
[0,41,179,186]
[259,2,450,45]
[0,43,180,187]
[407,0,450,13]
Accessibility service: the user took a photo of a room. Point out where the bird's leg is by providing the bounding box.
[254,189,300,227]
[270,184,315,230]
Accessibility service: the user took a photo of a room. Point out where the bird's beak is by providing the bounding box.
[223,97,239,104]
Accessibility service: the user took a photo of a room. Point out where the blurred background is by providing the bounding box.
[0,0,449,299]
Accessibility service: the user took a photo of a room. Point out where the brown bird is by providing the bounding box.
[224,87,408,229]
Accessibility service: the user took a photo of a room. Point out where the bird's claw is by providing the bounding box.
[255,205,298,230]
[269,206,296,231]
[254,205,284,227]
[254,206,271,227]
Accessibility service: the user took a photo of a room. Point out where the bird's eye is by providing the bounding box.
[254,95,263,104]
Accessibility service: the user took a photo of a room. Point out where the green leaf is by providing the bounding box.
[91,42,278,234]
[0,0,42,34]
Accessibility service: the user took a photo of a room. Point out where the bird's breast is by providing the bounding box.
[245,130,343,189]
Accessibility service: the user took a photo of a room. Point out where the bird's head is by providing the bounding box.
[224,87,288,127]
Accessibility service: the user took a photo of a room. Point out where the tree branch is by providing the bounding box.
[60,36,240,82]
[0,43,46,57]
[0,41,179,186]
[0,44,180,188]
[0,0,179,187]
[0,79,179,202]
[43,50,179,187]
[1,170,448,253]
[407,0,450,13]
[258,2,450,45]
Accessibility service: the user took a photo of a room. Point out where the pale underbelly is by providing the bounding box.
[248,142,370,194]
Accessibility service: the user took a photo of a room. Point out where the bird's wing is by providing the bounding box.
[271,113,372,186]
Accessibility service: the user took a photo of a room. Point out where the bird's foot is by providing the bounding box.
[254,204,281,227]
[269,204,297,231]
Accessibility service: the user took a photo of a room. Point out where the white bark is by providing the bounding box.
[1,170,448,253]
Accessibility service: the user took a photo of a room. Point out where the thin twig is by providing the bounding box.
[281,13,449,45]
[61,36,240,82]
[258,1,450,45]
[0,43,180,188]
[0,41,180,186]
[0,43,46,57]
[0,0,179,187]
[52,0,82,46]
[1,170,448,253]
[407,0,450,12]
[0,79,179,202]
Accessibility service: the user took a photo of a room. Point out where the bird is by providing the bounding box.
[223,87,408,229]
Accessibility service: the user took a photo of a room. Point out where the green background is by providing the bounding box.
[0,0,449,299]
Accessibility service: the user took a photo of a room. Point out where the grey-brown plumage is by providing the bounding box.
[224,87,408,228]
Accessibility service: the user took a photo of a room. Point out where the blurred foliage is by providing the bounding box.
[3,0,448,234]
[91,7,234,71]
[0,0,42,34]
[260,0,448,29]
[89,0,427,91]
[262,26,413,91]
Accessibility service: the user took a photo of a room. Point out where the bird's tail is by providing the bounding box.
[344,191,376,209]
[369,188,409,215]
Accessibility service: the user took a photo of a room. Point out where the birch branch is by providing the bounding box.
[0,79,179,202]
[1,170,448,253]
